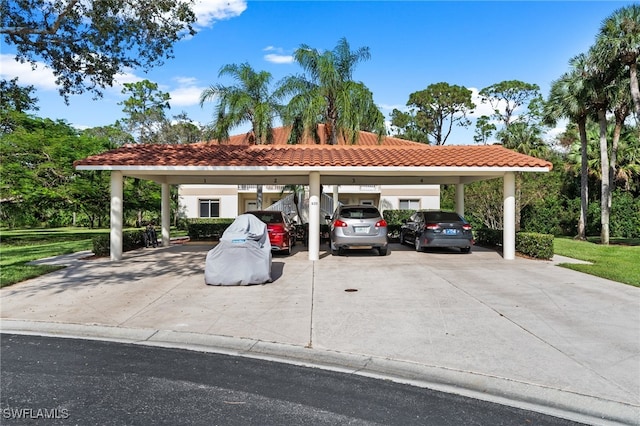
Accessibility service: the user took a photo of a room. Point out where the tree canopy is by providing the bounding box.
[277,38,385,145]
[200,63,280,144]
[1,0,197,101]
[391,82,475,145]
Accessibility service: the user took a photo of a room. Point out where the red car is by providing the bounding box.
[247,210,296,255]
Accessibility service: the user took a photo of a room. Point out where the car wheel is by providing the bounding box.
[461,246,471,254]
[415,237,423,252]
[330,241,338,256]
[283,246,291,255]
[378,247,388,256]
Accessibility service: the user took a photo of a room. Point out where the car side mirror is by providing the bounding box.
[324,215,331,220]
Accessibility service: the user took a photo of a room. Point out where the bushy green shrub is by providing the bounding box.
[383,209,415,225]
[475,228,503,246]
[92,235,110,257]
[186,218,234,240]
[515,232,554,259]
[91,229,147,257]
[610,190,640,238]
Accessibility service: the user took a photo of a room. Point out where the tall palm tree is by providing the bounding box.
[200,63,281,208]
[200,63,280,144]
[277,38,385,145]
[545,59,593,240]
[595,4,640,122]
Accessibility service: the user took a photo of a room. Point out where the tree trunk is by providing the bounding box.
[608,113,623,236]
[577,118,588,240]
[597,108,610,245]
[629,62,640,123]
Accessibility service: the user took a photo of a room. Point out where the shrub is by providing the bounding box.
[91,229,147,257]
[186,218,234,240]
[515,232,554,260]
[475,228,503,246]
[610,190,640,238]
[383,209,415,225]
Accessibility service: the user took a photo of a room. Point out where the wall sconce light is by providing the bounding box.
[352,178,356,183]
[274,178,278,184]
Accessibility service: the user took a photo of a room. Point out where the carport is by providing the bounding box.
[74,137,552,262]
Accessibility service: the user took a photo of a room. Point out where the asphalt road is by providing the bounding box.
[0,334,585,425]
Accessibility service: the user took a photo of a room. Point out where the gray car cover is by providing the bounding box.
[205,214,272,285]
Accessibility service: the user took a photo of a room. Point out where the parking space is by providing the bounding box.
[1,243,638,424]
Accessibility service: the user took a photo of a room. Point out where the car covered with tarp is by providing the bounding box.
[205,214,272,285]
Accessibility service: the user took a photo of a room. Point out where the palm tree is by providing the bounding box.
[595,4,640,122]
[200,63,280,145]
[277,37,385,145]
[545,59,593,240]
[200,63,281,208]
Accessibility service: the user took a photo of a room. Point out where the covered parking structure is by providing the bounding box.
[74,136,552,262]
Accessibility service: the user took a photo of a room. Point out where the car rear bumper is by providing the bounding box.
[420,236,473,248]
[331,234,388,249]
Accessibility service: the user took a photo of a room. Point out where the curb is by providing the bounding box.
[1,319,636,426]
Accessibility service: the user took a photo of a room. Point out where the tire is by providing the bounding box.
[399,232,405,245]
[378,247,388,256]
[461,246,471,254]
[330,241,339,256]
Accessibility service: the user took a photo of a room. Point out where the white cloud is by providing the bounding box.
[193,0,247,28]
[169,77,207,107]
[468,87,497,118]
[264,53,294,64]
[379,103,406,112]
[0,54,58,90]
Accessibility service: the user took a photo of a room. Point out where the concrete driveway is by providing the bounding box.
[1,243,639,425]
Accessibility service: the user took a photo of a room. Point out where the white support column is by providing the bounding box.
[161,182,170,247]
[308,171,321,261]
[455,183,465,217]
[110,171,123,261]
[503,172,516,260]
[332,185,339,213]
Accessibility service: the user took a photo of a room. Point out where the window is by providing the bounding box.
[399,199,420,210]
[199,199,220,218]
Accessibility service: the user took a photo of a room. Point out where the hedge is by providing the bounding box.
[92,229,148,257]
[475,228,554,260]
[186,218,235,240]
[515,232,554,260]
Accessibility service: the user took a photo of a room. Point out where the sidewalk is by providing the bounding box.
[1,243,639,425]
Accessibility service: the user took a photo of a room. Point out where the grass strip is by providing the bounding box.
[553,237,640,287]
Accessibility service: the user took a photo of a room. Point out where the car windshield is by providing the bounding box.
[341,208,379,219]
[250,213,283,224]
[424,212,462,222]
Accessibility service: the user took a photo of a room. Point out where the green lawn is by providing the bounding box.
[553,237,640,287]
[0,228,105,288]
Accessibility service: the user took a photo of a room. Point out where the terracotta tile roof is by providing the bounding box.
[75,139,552,170]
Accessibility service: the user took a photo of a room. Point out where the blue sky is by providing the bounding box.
[0,1,633,144]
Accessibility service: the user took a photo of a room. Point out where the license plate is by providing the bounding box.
[354,226,369,234]
[444,228,458,235]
